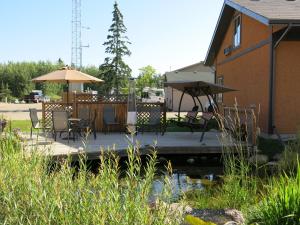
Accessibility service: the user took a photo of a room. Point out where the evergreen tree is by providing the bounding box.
[99,1,131,94]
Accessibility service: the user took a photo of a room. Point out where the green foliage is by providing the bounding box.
[0,60,104,99]
[0,82,12,101]
[0,131,183,224]
[278,135,300,173]
[248,161,300,225]
[99,1,132,94]
[136,65,164,94]
[0,60,63,98]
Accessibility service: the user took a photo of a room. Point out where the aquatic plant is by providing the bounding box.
[0,131,183,224]
[248,160,300,225]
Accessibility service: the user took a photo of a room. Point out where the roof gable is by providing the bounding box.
[204,0,300,66]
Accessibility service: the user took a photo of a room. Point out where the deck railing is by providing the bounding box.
[223,105,257,146]
[43,94,166,132]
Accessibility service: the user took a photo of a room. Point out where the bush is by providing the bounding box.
[248,161,300,225]
[0,132,183,224]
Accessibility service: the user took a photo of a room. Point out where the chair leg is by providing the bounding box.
[200,121,208,142]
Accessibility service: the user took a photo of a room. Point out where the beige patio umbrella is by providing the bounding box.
[32,66,104,102]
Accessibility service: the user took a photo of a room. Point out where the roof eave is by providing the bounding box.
[204,0,271,66]
[204,3,227,66]
[225,0,269,26]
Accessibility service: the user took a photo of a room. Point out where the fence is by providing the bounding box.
[43,94,166,132]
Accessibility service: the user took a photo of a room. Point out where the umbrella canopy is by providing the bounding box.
[32,66,104,84]
[164,80,236,97]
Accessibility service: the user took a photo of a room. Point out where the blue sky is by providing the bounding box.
[0,0,223,75]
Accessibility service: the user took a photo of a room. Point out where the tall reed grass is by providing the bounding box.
[0,131,183,224]
[248,161,300,225]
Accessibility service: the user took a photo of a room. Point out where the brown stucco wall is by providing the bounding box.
[214,13,271,132]
[274,41,300,133]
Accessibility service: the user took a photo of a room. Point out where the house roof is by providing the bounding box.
[172,61,214,73]
[204,0,300,66]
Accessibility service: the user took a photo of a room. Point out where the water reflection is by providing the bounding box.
[152,156,223,200]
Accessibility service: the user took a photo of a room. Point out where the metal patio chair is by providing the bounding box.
[29,108,50,138]
[52,110,74,143]
[78,107,97,139]
[103,105,120,134]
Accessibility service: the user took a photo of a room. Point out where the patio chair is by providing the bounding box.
[176,105,214,142]
[52,110,74,143]
[175,106,199,132]
[78,107,97,139]
[140,105,163,135]
[29,108,50,138]
[103,105,120,134]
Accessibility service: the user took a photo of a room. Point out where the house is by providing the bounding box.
[165,62,215,111]
[205,0,300,135]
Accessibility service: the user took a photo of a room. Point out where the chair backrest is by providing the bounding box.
[149,106,161,125]
[52,110,69,131]
[103,105,116,124]
[78,107,90,121]
[186,105,199,121]
[29,108,39,128]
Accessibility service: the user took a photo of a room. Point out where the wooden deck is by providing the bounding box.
[24,131,235,161]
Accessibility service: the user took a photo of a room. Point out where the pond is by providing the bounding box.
[85,154,224,200]
[152,154,224,200]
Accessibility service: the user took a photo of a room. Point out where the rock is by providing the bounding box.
[248,154,268,165]
[170,203,193,214]
[272,153,282,161]
[188,208,244,225]
[224,222,238,225]
[187,158,195,164]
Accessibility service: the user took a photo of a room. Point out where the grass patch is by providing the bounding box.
[248,162,300,225]
[0,132,183,224]
[7,120,31,132]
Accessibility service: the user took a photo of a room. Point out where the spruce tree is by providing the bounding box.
[100,1,131,94]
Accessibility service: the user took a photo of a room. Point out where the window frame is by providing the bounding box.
[217,76,224,103]
[233,15,241,49]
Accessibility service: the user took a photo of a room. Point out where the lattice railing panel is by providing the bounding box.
[136,103,166,131]
[75,93,101,102]
[42,103,73,129]
[102,95,128,102]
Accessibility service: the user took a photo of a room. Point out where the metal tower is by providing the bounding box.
[71,0,81,70]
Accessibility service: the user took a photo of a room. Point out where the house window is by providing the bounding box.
[233,15,241,48]
[217,76,224,103]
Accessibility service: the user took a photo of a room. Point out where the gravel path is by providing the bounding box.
[0,103,42,120]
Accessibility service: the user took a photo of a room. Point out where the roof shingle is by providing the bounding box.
[228,0,300,23]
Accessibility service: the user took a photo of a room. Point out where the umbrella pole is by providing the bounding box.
[67,81,69,104]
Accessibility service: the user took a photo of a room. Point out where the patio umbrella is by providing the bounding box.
[32,66,104,102]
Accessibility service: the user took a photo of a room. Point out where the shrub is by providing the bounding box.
[248,161,300,225]
[0,132,183,224]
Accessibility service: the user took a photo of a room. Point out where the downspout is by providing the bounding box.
[268,24,292,134]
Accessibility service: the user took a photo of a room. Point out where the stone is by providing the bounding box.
[187,158,195,164]
[272,153,282,161]
[224,222,238,225]
[188,208,245,225]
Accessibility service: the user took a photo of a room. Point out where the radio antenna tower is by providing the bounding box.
[71,0,82,70]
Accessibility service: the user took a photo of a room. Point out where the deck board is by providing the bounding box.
[24,131,234,160]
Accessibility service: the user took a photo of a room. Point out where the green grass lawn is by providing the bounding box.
[7,120,31,133]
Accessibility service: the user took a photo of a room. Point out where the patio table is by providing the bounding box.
[68,118,82,140]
